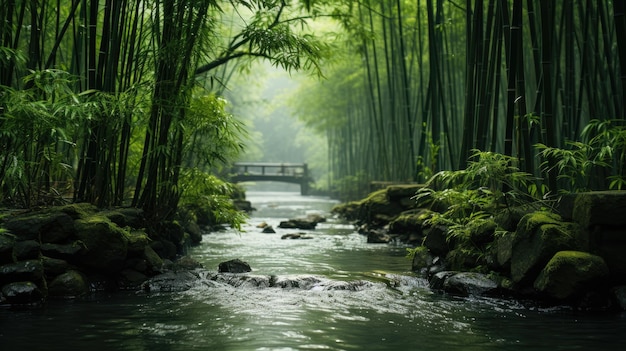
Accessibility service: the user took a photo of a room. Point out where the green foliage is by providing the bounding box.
[178,168,247,230]
[536,119,626,192]
[413,150,540,261]
[331,170,369,202]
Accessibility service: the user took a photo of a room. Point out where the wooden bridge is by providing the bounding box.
[230,162,312,195]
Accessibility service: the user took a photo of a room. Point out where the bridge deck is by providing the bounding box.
[231,162,311,195]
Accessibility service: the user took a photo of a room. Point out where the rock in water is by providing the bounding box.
[218,259,251,273]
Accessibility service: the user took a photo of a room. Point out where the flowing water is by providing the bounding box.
[2,190,626,350]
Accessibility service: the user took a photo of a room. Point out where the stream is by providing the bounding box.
[1,190,626,350]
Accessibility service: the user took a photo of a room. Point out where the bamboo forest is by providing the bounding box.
[2,1,626,350]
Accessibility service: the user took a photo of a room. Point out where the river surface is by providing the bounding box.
[2,190,626,350]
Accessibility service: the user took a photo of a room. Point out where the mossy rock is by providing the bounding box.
[48,270,90,298]
[74,216,129,274]
[423,225,450,256]
[388,209,433,236]
[534,251,609,301]
[126,230,151,256]
[13,240,40,260]
[570,191,626,228]
[469,219,498,245]
[143,245,164,273]
[3,211,74,242]
[58,203,98,219]
[511,212,585,285]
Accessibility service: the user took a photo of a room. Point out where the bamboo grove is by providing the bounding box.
[0,0,328,220]
[294,0,626,199]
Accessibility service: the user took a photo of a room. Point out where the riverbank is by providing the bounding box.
[0,203,208,306]
[332,184,626,312]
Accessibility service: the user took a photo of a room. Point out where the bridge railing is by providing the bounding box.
[232,162,307,177]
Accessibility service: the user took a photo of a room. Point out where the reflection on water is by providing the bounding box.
[1,191,626,350]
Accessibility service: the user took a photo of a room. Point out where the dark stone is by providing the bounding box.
[423,225,449,256]
[150,240,177,260]
[366,230,391,243]
[143,270,203,292]
[0,260,44,285]
[3,211,74,242]
[13,240,40,260]
[1,281,43,304]
[118,269,148,289]
[612,286,626,311]
[278,219,317,230]
[388,209,432,236]
[0,232,16,264]
[469,219,497,245]
[48,270,90,297]
[42,256,72,276]
[281,233,314,240]
[429,271,457,290]
[233,200,253,212]
[184,221,202,245]
[442,272,499,297]
[262,226,276,233]
[143,245,164,273]
[218,258,251,273]
[41,241,85,259]
[569,191,626,228]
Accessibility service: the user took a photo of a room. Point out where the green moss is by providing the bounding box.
[520,211,562,235]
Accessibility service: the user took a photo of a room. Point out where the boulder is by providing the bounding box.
[48,270,90,297]
[278,218,317,230]
[366,230,391,244]
[42,256,72,276]
[0,232,16,264]
[534,251,609,301]
[41,241,85,259]
[184,221,202,245]
[388,209,432,236]
[143,245,164,273]
[126,230,151,256]
[613,286,626,311]
[423,225,450,256]
[13,240,40,260]
[262,226,276,233]
[1,281,43,305]
[494,232,515,271]
[0,260,44,285]
[3,211,74,242]
[117,269,148,289]
[218,258,251,273]
[510,212,585,285]
[442,272,499,297]
[74,216,129,274]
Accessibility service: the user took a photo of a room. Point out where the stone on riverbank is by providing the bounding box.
[74,216,129,274]
[48,270,89,298]
[534,251,609,301]
[218,259,251,273]
[1,281,43,305]
[510,211,586,286]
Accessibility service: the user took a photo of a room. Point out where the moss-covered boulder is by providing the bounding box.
[510,211,586,285]
[74,216,129,274]
[388,209,433,240]
[48,270,89,298]
[534,251,609,301]
[3,211,74,242]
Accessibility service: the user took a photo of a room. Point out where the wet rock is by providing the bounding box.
[315,279,378,291]
[74,216,129,274]
[442,272,498,297]
[367,230,391,243]
[262,226,276,233]
[117,269,148,289]
[534,251,609,301]
[143,270,204,292]
[1,281,43,305]
[143,245,164,273]
[271,275,322,289]
[429,271,458,290]
[218,258,251,273]
[281,233,313,240]
[0,260,44,284]
[234,200,254,212]
[48,270,90,298]
[213,274,271,288]
[278,218,317,230]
